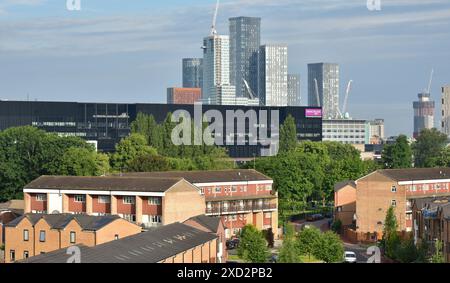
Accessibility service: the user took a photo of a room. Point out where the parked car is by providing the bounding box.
[344,251,357,263]
[306,214,325,222]
[226,238,240,250]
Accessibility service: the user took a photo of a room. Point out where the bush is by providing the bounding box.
[331,219,342,234]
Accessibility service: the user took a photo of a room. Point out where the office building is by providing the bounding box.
[182,58,203,88]
[0,101,322,158]
[413,92,435,138]
[167,87,202,105]
[258,45,288,106]
[441,86,450,137]
[322,119,369,146]
[308,63,340,119]
[229,17,261,99]
[287,74,301,106]
[368,119,385,144]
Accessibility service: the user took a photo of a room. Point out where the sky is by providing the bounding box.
[0,0,449,137]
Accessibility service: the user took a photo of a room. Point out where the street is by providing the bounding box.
[343,242,371,263]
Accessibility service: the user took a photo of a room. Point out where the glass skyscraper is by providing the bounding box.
[229,17,261,99]
[308,63,340,119]
[182,58,203,88]
[287,74,301,106]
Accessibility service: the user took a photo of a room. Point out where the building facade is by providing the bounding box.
[258,45,288,107]
[287,74,301,107]
[4,214,141,263]
[413,92,435,138]
[123,170,278,239]
[334,181,356,228]
[23,176,206,229]
[167,87,202,105]
[322,119,369,146]
[229,17,261,99]
[0,101,322,157]
[182,58,203,88]
[368,119,385,144]
[441,86,450,137]
[308,63,340,119]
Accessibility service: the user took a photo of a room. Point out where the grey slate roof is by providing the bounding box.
[377,168,450,182]
[24,222,217,263]
[25,175,184,192]
[186,215,221,233]
[5,213,120,231]
[120,169,272,183]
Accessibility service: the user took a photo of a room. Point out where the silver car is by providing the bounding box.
[344,251,357,263]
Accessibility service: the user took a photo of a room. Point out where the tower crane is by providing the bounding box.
[314,78,321,107]
[210,0,220,36]
[342,80,353,117]
[427,68,434,94]
[243,79,256,100]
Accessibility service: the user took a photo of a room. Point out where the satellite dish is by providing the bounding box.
[52,210,60,214]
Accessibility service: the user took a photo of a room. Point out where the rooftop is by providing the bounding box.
[185,215,221,233]
[119,169,272,184]
[24,222,217,263]
[334,180,356,192]
[372,168,450,182]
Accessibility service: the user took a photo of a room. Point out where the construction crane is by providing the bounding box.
[314,78,321,107]
[342,80,353,116]
[427,68,434,94]
[210,0,220,36]
[243,79,256,100]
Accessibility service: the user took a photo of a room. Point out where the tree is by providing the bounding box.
[430,240,445,263]
[382,206,400,259]
[413,128,448,168]
[237,225,269,263]
[110,134,158,172]
[279,115,298,153]
[313,231,344,263]
[127,155,170,172]
[331,219,342,234]
[297,226,321,260]
[278,224,301,263]
[382,135,412,169]
[58,147,110,176]
[395,237,419,263]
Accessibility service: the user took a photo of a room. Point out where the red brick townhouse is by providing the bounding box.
[23,176,205,229]
[345,168,450,241]
[124,170,278,239]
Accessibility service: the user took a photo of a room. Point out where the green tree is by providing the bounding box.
[110,134,157,172]
[413,128,448,168]
[382,135,412,169]
[331,219,342,234]
[430,240,445,263]
[395,237,419,263]
[313,231,344,263]
[237,225,269,263]
[58,147,110,176]
[279,115,298,153]
[297,226,321,260]
[127,155,170,172]
[382,206,400,259]
[278,224,301,263]
[131,113,163,149]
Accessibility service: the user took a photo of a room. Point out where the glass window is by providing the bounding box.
[70,232,76,244]
[148,197,161,205]
[39,230,46,242]
[36,194,46,202]
[123,196,135,204]
[10,250,15,262]
[23,251,29,259]
[23,229,29,241]
[74,195,85,203]
[98,196,110,204]
[391,200,397,207]
[391,186,397,193]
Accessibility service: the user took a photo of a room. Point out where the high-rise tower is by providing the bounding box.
[308,63,340,119]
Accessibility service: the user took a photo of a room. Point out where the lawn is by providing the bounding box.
[299,255,324,263]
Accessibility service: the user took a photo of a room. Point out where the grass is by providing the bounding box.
[299,254,324,263]
[227,254,244,262]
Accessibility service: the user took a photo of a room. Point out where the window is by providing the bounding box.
[10,250,15,262]
[23,229,29,241]
[114,234,119,240]
[39,230,46,242]
[36,194,46,201]
[265,185,272,191]
[391,186,397,193]
[98,196,110,204]
[231,186,237,192]
[74,195,85,203]
[215,187,221,193]
[391,200,397,207]
[200,188,205,195]
[150,215,162,223]
[70,232,76,244]
[123,214,136,222]
[23,251,29,259]
[123,196,135,204]
[148,197,161,205]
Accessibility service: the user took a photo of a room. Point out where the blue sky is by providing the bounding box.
[1,0,450,136]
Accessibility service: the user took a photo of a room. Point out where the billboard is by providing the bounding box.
[305,109,323,118]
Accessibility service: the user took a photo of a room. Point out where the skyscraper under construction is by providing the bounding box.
[413,92,435,138]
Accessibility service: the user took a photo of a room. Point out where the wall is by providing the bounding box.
[4,217,34,263]
[163,181,205,225]
[335,185,356,226]
[95,219,142,245]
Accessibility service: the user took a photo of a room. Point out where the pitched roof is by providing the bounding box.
[186,215,221,233]
[5,213,121,231]
[120,169,272,184]
[25,175,185,192]
[377,168,450,182]
[334,180,356,192]
[24,222,217,263]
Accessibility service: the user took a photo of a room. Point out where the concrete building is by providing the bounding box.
[368,119,385,144]
[349,168,450,242]
[287,74,301,107]
[167,87,202,105]
[308,63,340,119]
[258,45,288,106]
[413,92,435,138]
[23,176,206,229]
[23,222,222,263]
[123,170,278,239]
[441,86,450,137]
[322,119,369,146]
[182,58,203,88]
[229,17,261,99]
[4,214,141,263]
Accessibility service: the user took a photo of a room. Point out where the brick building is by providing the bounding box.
[167,87,202,104]
[334,181,356,228]
[123,170,278,239]
[23,176,205,229]
[4,213,141,263]
[0,200,24,246]
[24,222,221,263]
[337,168,450,241]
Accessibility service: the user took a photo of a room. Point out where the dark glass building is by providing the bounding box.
[0,101,322,158]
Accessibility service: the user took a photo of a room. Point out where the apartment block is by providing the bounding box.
[23,176,205,229]
[4,213,141,263]
[334,181,356,228]
[167,87,202,105]
[124,170,278,239]
[441,86,450,137]
[24,222,220,263]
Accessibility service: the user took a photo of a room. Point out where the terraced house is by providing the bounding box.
[23,176,205,229]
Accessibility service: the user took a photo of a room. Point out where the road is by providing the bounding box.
[343,242,371,263]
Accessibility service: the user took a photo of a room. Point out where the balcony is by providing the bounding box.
[206,203,277,215]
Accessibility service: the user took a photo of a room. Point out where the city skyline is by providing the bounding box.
[1,0,450,136]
